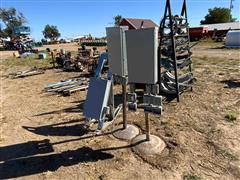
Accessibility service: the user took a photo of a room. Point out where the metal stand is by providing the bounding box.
[181,0,193,92]
[131,112,166,156]
[113,76,139,140]
[158,0,180,102]
[145,112,150,141]
[122,83,127,129]
[130,84,165,155]
[158,0,194,101]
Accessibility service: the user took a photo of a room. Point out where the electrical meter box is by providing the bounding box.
[106,26,128,77]
[126,27,158,84]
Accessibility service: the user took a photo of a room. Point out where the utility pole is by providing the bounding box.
[229,0,234,22]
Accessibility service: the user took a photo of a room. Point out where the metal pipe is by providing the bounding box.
[145,112,150,141]
[122,83,127,129]
[51,52,55,68]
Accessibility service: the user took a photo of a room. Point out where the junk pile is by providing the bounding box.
[9,67,45,79]
[50,46,106,74]
[159,0,196,101]
[4,26,38,54]
[51,49,84,72]
[43,78,89,96]
[77,45,103,74]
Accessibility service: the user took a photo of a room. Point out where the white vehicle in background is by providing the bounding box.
[225,30,240,48]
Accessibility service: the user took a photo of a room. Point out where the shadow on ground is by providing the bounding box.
[0,139,54,162]
[0,122,148,179]
[35,102,85,116]
[23,119,88,137]
[221,79,240,88]
[0,146,114,179]
[35,93,123,117]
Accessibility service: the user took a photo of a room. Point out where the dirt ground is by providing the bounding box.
[0,42,240,180]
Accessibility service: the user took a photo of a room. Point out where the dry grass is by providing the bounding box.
[0,43,240,180]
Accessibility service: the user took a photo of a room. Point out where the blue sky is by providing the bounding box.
[1,0,240,41]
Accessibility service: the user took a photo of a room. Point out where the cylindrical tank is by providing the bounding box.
[225,30,240,48]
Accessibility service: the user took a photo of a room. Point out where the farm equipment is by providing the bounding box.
[51,46,104,73]
[212,28,227,42]
[52,50,84,72]
[77,46,106,74]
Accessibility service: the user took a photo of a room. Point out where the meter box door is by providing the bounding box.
[126,27,158,84]
[106,26,128,77]
[83,77,112,120]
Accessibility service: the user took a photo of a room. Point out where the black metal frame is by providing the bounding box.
[158,0,192,102]
[181,0,193,91]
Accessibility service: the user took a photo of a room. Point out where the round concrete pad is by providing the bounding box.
[131,134,166,155]
[113,124,139,140]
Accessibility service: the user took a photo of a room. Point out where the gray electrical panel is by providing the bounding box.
[126,27,158,84]
[106,26,128,77]
[83,77,111,120]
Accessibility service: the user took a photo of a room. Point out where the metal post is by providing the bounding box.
[182,0,193,92]
[158,0,168,94]
[122,83,127,129]
[168,0,180,102]
[230,0,233,22]
[51,52,55,68]
[145,112,150,141]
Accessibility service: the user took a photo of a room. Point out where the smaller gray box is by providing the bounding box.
[83,77,111,120]
[126,27,158,84]
[106,26,128,77]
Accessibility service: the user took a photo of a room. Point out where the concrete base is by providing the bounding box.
[113,124,139,140]
[131,134,166,155]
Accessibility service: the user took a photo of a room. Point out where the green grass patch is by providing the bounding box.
[1,55,52,71]
[80,41,106,46]
[197,39,224,47]
[216,148,238,161]
[225,112,238,122]
[183,174,201,180]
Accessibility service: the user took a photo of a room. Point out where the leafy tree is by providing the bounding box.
[0,23,6,38]
[0,7,27,38]
[114,15,122,26]
[42,24,61,41]
[200,7,236,25]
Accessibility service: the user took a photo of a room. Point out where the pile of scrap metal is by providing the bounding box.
[8,67,45,79]
[77,45,108,74]
[51,49,84,72]
[3,26,38,54]
[51,46,107,74]
[0,38,4,50]
[43,77,89,96]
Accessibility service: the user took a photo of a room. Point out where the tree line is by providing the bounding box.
[0,7,237,41]
[0,7,61,42]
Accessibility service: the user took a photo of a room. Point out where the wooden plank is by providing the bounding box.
[13,70,45,78]
[63,85,88,96]
[46,84,77,93]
